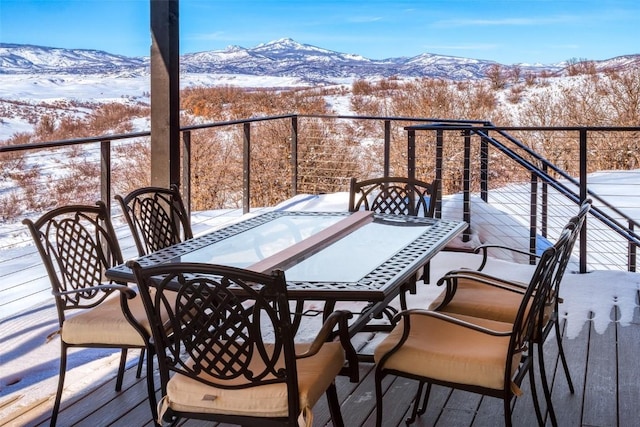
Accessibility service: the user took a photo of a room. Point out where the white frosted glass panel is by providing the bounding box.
[179,215,344,267]
[285,221,430,282]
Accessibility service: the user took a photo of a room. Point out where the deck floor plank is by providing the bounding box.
[4,303,640,427]
[617,304,640,427]
[582,308,619,427]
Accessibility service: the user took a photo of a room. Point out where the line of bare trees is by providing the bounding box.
[1,65,639,220]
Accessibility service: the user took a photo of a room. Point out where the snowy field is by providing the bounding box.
[1,190,639,424]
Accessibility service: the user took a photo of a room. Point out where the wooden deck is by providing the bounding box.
[2,302,639,427]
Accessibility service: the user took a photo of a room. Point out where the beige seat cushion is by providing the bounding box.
[61,287,173,346]
[162,342,345,418]
[429,277,553,337]
[374,313,520,391]
[429,277,526,322]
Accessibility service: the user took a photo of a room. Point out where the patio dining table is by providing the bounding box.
[106,210,466,344]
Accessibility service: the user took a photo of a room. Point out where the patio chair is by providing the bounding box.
[128,261,359,427]
[23,202,157,426]
[348,176,439,308]
[348,176,438,217]
[373,225,573,427]
[116,184,193,257]
[429,199,591,406]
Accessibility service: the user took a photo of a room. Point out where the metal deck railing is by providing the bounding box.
[2,115,640,318]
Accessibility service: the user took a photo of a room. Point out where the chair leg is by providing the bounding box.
[503,395,513,427]
[115,348,128,391]
[417,382,432,416]
[326,382,344,427]
[406,381,429,425]
[527,355,544,426]
[554,319,575,393]
[145,347,159,425]
[537,342,558,427]
[51,343,68,427]
[136,347,146,378]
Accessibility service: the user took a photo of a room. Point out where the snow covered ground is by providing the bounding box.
[1,191,639,424]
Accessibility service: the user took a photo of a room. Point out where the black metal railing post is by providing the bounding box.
[579,128,588,272]
[435,129,444,217]
[541,163,548,238]
[462,129,471,242]
[480,129,489,203]
[629,221,637,272]
[100,140,111,213]
[290,116,298,197]
[243,123,251,214]
[384,120,391,177]
[530,172,539,264]
[407,128,416,180]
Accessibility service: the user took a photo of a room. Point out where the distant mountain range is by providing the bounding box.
[1,38,639,83]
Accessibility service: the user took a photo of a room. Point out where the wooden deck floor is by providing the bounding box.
[3,302,639,427]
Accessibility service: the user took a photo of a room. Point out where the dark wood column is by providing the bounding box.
[150,0,180,188]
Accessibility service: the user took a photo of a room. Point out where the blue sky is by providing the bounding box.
[1,0,638,64]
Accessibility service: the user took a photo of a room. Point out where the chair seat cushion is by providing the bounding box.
[374,313,520,391]
[429,277,526,322]
[163,342,345,418]
[61,287,173,346]
[428,276,553,337]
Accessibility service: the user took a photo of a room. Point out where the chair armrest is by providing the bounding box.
[437,271,529,294]
[431,271,528,311]
[395,309,512,337]
[296,310,359,383]
[438,269,528,290]
[54,283,137,299]
[474,244,540,271]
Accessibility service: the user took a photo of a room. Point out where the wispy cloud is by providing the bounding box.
[347,16,383,23]
[435,15,577,28]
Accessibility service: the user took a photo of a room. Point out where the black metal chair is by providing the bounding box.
[116,184,193,257]
[128,261,359,427]
[348,176,439,309]
[348,176,438,218]
[374,225,573,427]
[429,199,591,412]
[23,202,157,426]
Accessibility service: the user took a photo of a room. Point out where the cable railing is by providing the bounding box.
[2,114,640,319]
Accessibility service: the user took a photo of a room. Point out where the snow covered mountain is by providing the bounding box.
[0,43,146,74]
[1,38,572,82]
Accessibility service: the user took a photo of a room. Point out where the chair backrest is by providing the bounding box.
[128,261,302,423]
[348,176,438,217]
[116,184,193,256]
[509,225,574,361]
[23,202,124,321]
[550,199,592,290]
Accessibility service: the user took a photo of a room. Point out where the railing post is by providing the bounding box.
[384,120,391,177]
[100,140,111,213]
[462,129,471,242]
[579,128,588,273]
[541,163,548,237]
[182,130,191,217]
[407,128,416,180]
[290,116,298,197]
[629,221,637,272]
[530,172,538,264]
[434,129,444,217]
[480,130,489,203]
[243,123,251,214]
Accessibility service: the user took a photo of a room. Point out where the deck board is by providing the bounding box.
[616,303,640,427]
[582,308,619,427]
[3,302,639,427]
